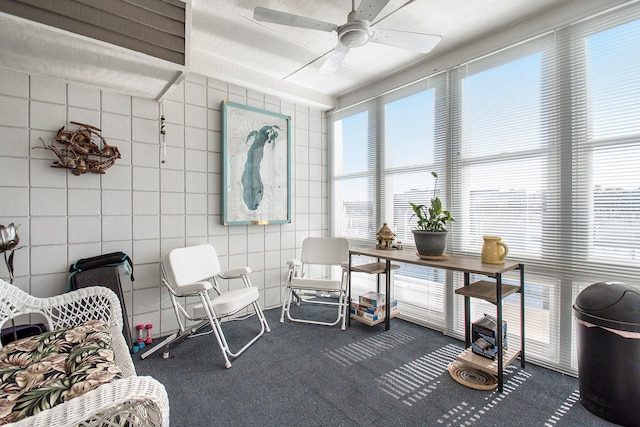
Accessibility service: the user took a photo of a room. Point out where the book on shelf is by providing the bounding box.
[359,291,385,307]
[350,301,398,321]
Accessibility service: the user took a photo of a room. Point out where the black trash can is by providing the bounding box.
[573,281,640,427]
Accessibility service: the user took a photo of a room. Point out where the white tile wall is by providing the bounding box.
[0,189,29,216]
[185,215,207,237]
[30,101,66,132]
[160,193,185,215]
[0,69,29,98]
[161,146,184,171]
[185,193,207,214]
[184,105,207,130]
[133,215,160,240]
[162,101,184,126]
[30,76,66,104]
[131,118,158,144]
[102,113,131,140]
[68,217,101,243]
[133,239,160,264]
[101,164,132,190]
[160,169,184,192]
[133,191,160,215]
[102,216,133,242]
[30,159,67,188]
[30,245,68,275]
[67,169,100,190]
[69,189,101,216]
[132,167,159,192]
[185,171,207,193]
[67,107,100,127]
[132,98,157,119]
[0,127,29,157]
[0,96,28,128]
[0,157,28,186]
[102,190,132,215]
[0,71,329,341]
[132,142,159,167]
[30,217,66,245]
[102,91,131,115]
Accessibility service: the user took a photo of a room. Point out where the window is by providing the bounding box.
[331,104,375,243]
[582,17,640,265]
[329,3,640,375]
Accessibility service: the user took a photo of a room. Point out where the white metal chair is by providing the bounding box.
[141,244,270,368]
[280,237,350,330]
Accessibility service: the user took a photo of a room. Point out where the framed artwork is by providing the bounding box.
[221,100,291,225]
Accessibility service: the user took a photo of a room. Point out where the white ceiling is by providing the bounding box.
[190,0,570,107]
[0,0,627,109]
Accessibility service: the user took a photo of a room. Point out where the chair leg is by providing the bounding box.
[282,290,346,327]
[198,293,233,368]
[255,301,271,333]
[200,293,270,369]
[280,286,292,323]
[340,269,348,330]
[212,319,233,369]
[140,320,210,360]
[237,274,271,333]
[340,291,348,331]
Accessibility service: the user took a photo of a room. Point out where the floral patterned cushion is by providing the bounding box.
[0,319,123,425]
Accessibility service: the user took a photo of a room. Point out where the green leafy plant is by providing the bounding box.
[410,172,455,232]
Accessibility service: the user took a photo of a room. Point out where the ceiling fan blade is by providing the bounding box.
[355,0,391,22]
[370,29,442,53]
[254,7,338,33]
[319,44,350,75]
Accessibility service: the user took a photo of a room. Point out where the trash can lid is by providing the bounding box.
[573,282,640,332]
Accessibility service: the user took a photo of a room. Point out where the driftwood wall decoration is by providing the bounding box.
[38,122,121,175]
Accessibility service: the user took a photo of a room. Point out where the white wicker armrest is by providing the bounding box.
[0,279,123,336]
[8,376,170,427]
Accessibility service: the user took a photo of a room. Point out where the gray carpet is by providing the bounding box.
[133,306,619,427]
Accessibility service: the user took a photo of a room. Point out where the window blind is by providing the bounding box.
[380,75,451,329]
[330,102,376,245]
[329,2,640,375]
[449,33,562,364]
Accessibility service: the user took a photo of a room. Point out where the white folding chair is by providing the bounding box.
[280,237,350,330]
[141,244,270,368]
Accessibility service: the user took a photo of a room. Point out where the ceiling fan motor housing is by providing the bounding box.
[338,20,371,47]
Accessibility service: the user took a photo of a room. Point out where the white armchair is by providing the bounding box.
[0,279,169,427]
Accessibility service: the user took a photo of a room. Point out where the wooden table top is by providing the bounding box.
[349,247,521,277]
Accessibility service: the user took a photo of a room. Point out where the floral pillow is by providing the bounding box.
[0,319,123,425]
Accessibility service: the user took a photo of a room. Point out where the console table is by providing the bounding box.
[347,247,525,392]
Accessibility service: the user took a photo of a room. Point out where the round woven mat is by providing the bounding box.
[447,361,498,390]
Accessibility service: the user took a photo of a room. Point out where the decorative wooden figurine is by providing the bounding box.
[376,223,395,250]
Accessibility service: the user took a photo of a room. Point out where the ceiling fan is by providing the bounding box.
[253,0,442,74]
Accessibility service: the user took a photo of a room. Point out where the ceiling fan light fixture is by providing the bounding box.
[338,21,371,48]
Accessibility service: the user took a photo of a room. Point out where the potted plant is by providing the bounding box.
[410,172,454,257]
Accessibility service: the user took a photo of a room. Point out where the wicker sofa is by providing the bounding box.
[0,279,169,426]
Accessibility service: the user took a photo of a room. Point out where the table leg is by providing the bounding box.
[464,272,471,348]
[376,257,381,293]
[497,273,504,392]
[347,253,352,328]
[384,259,391,331]
[520,264,525,368]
